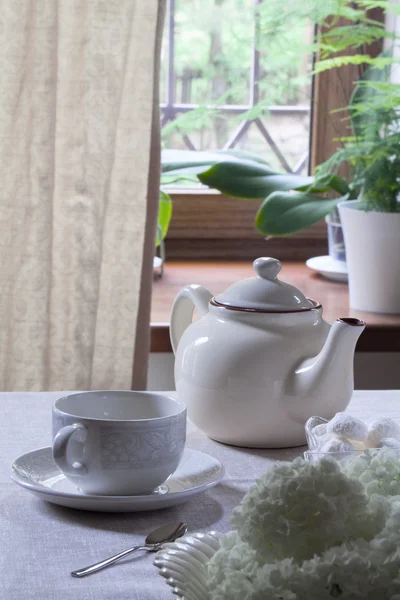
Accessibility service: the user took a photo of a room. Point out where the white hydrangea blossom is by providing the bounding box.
[209,535,400,600]
[208,455,400,600]
[231,457,384,563]
[345,448,400,497]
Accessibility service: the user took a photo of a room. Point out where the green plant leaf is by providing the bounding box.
[156,191,172,247]
[198,161,314,199]
[212,149,270,165]
[349,49,392,140]
[319,24,389,57]
[296,174,350,195]
[314,54,396,73]
[318,174,350,195]
[255,191,348,236]
[161,149,222,175]
[161,149,268,176]
[160,174,199,186]
[357,1,400,15]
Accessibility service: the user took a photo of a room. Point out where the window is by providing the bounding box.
[159,1,384,260]
[161,0,312,174]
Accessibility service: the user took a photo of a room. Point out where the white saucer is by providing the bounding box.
[10,447,224,512]
[306,255,348,283]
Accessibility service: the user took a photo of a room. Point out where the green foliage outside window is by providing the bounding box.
[160,0,311,153]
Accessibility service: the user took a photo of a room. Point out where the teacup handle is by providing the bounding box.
[52,423,88,477]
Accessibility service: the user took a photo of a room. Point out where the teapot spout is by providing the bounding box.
[288,318,366,422]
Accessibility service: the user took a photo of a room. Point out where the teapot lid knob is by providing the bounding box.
[253,257,282,280]
[214,256,314,312]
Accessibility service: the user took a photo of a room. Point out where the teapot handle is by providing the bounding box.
[170,284,212,354]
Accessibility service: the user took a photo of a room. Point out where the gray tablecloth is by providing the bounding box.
[1,390,400,599]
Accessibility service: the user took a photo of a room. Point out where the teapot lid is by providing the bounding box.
[214,257,315,312]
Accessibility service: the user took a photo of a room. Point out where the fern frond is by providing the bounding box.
[314,55,398,73]
[319,26,392,58]
[357,0,400,15]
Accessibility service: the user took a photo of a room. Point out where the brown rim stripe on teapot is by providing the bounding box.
[210,297,322,314]
[337,317,366,327]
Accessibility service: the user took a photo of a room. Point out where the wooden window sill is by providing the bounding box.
[150,261,400,353]
[164,191,328,260]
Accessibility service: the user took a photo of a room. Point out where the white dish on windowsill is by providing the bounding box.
[306,255,348,282]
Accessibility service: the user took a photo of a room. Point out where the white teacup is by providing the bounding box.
[52,391,186,496]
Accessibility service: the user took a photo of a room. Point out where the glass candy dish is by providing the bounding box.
[304,415,382,462]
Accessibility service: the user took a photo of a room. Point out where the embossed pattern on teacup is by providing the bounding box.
[99,417,186,470]
[52,415,66,438]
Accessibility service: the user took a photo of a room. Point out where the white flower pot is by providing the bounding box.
[338,200,400,313]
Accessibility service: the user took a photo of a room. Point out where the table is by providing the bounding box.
[2,390,400,599]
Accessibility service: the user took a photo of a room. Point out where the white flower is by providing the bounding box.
[208,527,400,600]
[345,448,400,497]
[230,457,384,563]
[207,454,400,600]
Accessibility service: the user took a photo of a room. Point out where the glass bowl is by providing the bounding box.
[305,415,329,450]
[304,415,381,463]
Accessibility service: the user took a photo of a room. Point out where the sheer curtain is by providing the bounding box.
[0,1,165,391]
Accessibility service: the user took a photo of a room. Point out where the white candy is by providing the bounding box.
[377,437,400,450]
[366,418,400,448]
[308,414,400,454]
[326,412,368,442]
[312,423,327,437]
[313,433,334,449]
[319,437,356,453]
[349,439,366,451]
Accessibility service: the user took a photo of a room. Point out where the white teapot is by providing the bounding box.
[170,257,365,448]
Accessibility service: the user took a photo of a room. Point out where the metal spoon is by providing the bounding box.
[71,521,187,578]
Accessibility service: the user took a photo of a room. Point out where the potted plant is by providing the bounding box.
[257,46,400,312]
[337,118,400,313]
[338,199,400,314]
